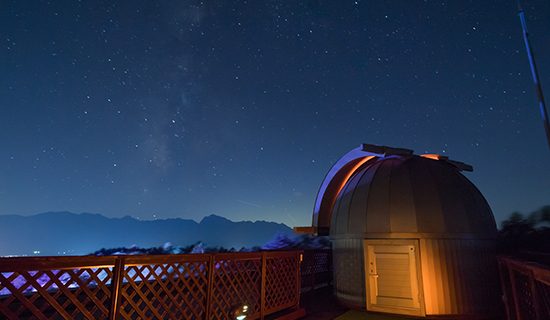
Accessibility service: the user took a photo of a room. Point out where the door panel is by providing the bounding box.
[364,239,425,316]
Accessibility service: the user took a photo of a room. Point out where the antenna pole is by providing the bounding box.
[517,0,550,150]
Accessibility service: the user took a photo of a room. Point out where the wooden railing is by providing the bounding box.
[498,256,550,320]
[300,249,332,292]
[0,251,303,320]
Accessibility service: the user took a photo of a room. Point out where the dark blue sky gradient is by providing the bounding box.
[1,0,549,227]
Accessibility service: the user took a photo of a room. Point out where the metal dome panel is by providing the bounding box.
[329,154,497,238]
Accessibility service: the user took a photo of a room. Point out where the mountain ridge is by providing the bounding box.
[0,211,293,256]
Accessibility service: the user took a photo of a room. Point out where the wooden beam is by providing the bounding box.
[293,226,316,234]
[108,257,124,320]
[293,226,330,236]
[205,254,215,320]
[260,252,267,320]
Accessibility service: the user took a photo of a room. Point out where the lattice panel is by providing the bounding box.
[0,267,113,320]
[498,260,517,320]
[314,252,329,273]
[265,254,298,313]
[0,251,303,320]
[512,269,537,320]
[209,258,261,320]
[119,261,209,320]
[536,279,550,319]
[301,250,332,290]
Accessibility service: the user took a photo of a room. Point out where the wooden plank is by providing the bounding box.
[295,252,301,309]
[123,253,210,265]
[497,258,514,320]
[205,255,215,320]
[212,252,262,260]
[261,252,267,320]
[108,257,124,320]
[293,226,316,234]
[527,268,542,320]
[507,264,523,320]
[532,267,550,286]
[0,255,117,272]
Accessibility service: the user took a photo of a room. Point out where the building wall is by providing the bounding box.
[419,238,501,317]
[332,238,365,308]
[332,237,502,318]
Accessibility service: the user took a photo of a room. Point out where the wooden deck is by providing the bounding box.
[300,286,346,320]
[300,287,417,320]
[335,310,418,320]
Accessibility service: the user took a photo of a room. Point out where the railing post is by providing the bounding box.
[109,257,125,320]
[527,266,542,320]
[205,254,215,320]
[296,251,302,308]
[328,249,333,286]
[507,261,523,320]
[497,258,513,320]
[260,251,266,320]
[311,252,316,291]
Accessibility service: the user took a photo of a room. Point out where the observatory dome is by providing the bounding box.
[330,154,496,238]
[301,144,501,318]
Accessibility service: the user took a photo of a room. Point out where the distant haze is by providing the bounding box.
[0,212,293,256]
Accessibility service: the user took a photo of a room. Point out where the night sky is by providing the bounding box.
[1,0,549,227]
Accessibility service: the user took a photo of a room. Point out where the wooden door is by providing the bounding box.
[364,239,425,317]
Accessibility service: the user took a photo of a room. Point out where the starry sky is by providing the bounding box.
[1,0,549,227]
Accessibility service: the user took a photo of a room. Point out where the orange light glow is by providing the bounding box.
[334,156,375,198]
[421,154,447,160]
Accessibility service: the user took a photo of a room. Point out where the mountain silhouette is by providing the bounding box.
[0,212,293,256]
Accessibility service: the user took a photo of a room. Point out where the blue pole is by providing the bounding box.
[517,1,550,150]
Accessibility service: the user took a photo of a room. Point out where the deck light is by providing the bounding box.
[232,304,248,320]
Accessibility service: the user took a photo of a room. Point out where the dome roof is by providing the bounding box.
[330,153,497,238]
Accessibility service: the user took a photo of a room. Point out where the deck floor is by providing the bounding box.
[335,310,420,320]
[300,286,347,320]
[300,287,418,320]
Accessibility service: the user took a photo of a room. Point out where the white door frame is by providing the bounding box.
[363,239,426,317]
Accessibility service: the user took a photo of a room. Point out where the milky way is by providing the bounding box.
[1,0,549,226]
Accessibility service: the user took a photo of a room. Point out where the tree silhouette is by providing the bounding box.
[497,206,550,255]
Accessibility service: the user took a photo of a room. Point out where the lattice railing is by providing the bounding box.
[119,255,210,320]
[300,249,332,292]
[210,253,262,320]
[498,256,550,320]
[0,256,116,320]
[0,251,302,320]
[265,252,300,314]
